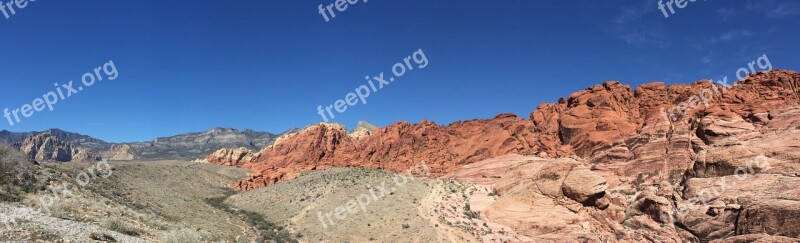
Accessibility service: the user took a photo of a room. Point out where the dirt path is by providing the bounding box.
[211,207,252,242]
[227,216,248,242]
[417,181,477,243]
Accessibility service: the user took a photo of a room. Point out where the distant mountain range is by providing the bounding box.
[0,127,300,162]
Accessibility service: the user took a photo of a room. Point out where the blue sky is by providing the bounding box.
[0,0,798,143]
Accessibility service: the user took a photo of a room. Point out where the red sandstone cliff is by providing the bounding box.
[207,70,800,191]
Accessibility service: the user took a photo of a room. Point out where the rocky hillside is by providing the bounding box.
[1,128,290,162]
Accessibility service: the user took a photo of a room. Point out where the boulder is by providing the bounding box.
[561,167,608,203]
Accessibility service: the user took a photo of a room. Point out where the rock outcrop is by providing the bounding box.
[18,134,100,162]
[102,144,138,161]
[205,147,257,166]
[348,121,379,140]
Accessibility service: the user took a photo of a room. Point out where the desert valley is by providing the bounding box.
[3,1,800,242]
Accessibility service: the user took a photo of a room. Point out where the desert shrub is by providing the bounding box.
[463,203,480,219]
[49,199,81,220]
[538,171,560,181]
[101,217,141,236]
[0,144,40,202]
[137,214,170,231]
[160,228,214,243]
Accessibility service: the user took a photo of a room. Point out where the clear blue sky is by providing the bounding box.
[1,0,798,142]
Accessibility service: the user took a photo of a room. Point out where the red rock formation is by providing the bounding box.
[211,114,554,190]
[207,70,800,191]
[204,69,800,242]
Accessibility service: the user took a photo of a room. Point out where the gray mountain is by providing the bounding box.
[0,128,291,162]
[0,129,110,151]
[124,128,280,160]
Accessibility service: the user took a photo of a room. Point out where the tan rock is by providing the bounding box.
[347,121,378,140]
[561,167,608,203]
[103,144,137,161]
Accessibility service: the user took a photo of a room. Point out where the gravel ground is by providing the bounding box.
[226,167,480,243]
[0,203,148,243]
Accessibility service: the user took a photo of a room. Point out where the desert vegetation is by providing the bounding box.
[0,143,41,202]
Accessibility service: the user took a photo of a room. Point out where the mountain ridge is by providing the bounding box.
[0,127,296,162]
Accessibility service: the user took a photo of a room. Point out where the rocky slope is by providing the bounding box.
[207,70,800,241]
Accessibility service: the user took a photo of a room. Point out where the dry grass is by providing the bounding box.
[100,217,143,236]
[160,228,214,243]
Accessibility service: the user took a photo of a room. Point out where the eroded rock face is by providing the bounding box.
[205,147,257,166]
[18,134,100,162]
[103,144,138,161]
